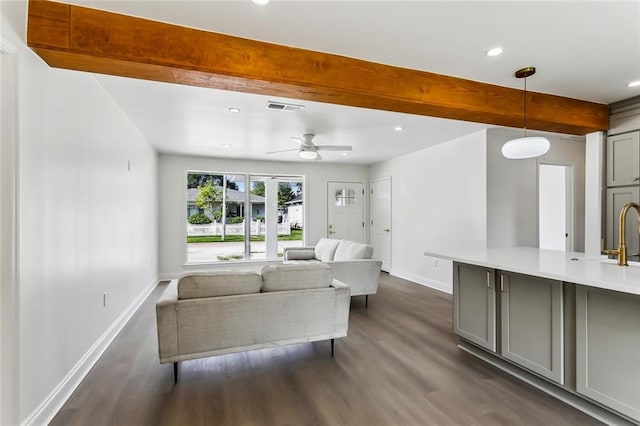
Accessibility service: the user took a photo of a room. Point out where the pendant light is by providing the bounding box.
[501,67,550,159]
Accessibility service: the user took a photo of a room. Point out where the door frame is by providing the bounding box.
[327,181,365,242]
[537,161,575,252]
[370,176,392,271]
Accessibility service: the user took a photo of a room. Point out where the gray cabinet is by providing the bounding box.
[576,286,640,422]
[606,131,640,187]
[606,186,640,257]
[453,263,496,352]
[499,272,564,384]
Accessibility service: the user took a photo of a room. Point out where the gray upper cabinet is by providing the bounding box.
[606,131,640,187]
[606,186,640,256]
[500,272,564,384]
[576,286,640,422]
[453,262,496,352]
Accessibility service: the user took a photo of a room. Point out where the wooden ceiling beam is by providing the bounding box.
[27,0,609,135]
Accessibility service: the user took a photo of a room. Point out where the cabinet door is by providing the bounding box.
[453,263,496,352]
[500,272,564,384]
[576,287,640,422]
[606,131,640,187]
[606,186,640,258]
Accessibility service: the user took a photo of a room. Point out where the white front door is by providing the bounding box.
[371,177,391,271]
[327,182,364,242]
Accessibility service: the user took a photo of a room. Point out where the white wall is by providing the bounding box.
[0,36,19,426]
[3,2,159,423]
[486,128,586,252]
[159,154,368,277]
[368,130,488,293]
[584,132,605,256]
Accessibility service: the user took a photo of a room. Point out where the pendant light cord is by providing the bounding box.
[523,77,527,137]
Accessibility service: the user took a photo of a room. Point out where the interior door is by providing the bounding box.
[371,177,391,271]
[327,182,364,242]
[538,164,574,251]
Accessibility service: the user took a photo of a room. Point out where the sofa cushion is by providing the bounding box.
[261,263,333,292]
[178,271,262,299]
[285,248,316,261]
[333,240,374,260]
[314,238,341,262]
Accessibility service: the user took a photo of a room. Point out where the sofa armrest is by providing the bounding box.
[326,259,382,296]
[331,279,351,333]
[156,280,179,362]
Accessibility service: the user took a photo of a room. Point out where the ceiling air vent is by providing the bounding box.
[266,101,305,112]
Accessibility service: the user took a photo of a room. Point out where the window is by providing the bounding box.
[186,171,304,263]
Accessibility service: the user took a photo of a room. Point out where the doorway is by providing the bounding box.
[370,177,391,271]
[539,164,574,251]
[327,182,364,242]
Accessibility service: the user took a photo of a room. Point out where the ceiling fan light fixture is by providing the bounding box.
[502,66,550,160]
[299,150,318,160]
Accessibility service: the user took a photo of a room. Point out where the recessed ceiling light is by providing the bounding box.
[228,107,241,113]
[628,80,640,88]
[486,47,503,57]
[394,126,403,132]
[222,144,231,148]
[252,0,269,5]
[342,152,348,156]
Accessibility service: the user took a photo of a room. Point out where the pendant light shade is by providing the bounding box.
[502,67,550,160]
[501,136,550,159]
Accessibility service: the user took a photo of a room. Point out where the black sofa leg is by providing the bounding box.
[365,295,369,308]
[331,339,335,357]
[173,362,178,383]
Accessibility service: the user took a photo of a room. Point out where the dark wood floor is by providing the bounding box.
[52,273,602,426]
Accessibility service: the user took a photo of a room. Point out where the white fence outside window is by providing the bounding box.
[187,220,291,236]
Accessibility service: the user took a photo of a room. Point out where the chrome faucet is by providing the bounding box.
[602,202,640,266]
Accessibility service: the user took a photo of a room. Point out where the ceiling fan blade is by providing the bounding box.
[265,148,299,155]
[315,145,353,151]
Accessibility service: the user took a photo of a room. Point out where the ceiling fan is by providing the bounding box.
[266,133,352,160]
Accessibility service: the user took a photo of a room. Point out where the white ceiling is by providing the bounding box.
[69,1,640,164]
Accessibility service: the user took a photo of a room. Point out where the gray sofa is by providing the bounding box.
[283,238,382,307]
[156,263,350,382]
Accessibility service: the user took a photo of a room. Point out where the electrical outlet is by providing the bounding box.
[103,292,109,307]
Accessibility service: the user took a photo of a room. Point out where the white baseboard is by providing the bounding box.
[22,276,159,426]
[388,269,452,294]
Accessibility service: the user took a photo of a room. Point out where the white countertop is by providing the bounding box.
[425,247,640,296]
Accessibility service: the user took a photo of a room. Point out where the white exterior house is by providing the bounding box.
[186,187,266,220]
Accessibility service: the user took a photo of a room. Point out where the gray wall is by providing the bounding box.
[487,128,586,252]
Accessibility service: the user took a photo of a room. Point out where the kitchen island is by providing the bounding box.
[427,247,640,425]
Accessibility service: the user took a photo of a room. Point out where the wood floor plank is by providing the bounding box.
[50,273,603,425]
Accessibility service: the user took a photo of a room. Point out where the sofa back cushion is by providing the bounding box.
[178,271,262,299]
[261,263,333,292]
[333,240,374,260]
[314,238,341,261]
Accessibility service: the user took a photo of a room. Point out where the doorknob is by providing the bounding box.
[383,229,390,232]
